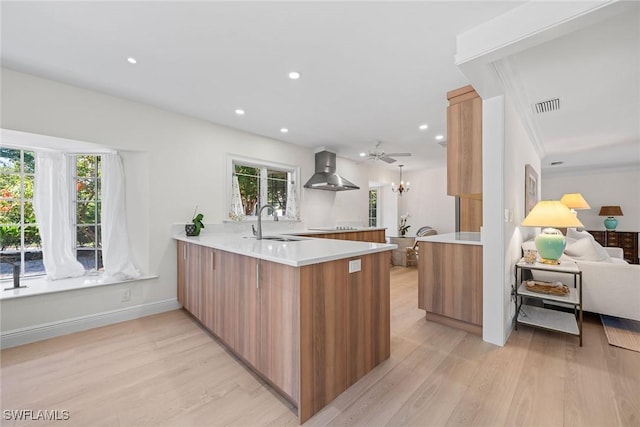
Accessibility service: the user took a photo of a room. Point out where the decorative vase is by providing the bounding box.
[603,217,618,230]
[535,228,566,264]
[185,224,199,236]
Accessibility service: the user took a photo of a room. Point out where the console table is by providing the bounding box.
[586,230,639,264]
[514,259,583,346]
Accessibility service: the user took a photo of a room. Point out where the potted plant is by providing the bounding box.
[185,208,205,236]
[399,212,411,236]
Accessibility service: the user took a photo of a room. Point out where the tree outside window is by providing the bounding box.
[0,148,43,279]
[368,189,378,227]
[234,163,289,217]
[73,155,103,271]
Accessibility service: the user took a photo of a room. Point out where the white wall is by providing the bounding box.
[481,94,541,346]
[0,68,370,334]
[397,167,455,237]
[482,96,506,346]
[502,94,541,341]
[542,169,640,231]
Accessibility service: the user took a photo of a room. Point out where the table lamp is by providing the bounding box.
[521,200,584,264]
[598,205,623,230]
[560,193,591,214]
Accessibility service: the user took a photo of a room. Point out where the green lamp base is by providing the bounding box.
[535,228,566,265]
[604,217,618,230]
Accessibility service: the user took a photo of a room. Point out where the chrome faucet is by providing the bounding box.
[254,204,278,240]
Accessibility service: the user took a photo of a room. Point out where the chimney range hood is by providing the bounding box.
[304,150,360,191]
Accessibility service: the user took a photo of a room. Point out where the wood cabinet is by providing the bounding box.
[586,230,639,264]
[418,241,483,335]
[459,197,483,233]
[177,241,214,321]
[298,253,390,421]
[177,241,390,423]
[257,259,300,401]
[447,85,482,198]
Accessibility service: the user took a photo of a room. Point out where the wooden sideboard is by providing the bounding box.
[586,230,639,264]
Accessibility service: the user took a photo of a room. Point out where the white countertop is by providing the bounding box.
[174,232,396,267]
[416,232,482,246]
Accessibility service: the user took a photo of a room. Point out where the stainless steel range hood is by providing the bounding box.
[304,150,360,191]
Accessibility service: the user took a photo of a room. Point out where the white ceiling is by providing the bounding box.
[1,1,638,174]
[504,6,640,175]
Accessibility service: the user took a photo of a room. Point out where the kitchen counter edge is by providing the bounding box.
[416,232,482,246]
[174,233,397,267]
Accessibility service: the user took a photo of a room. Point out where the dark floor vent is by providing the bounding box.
[533,98,560,114]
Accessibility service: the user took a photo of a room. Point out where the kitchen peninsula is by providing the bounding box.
[174,231,395,423]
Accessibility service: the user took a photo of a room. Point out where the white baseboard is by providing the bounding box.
[0,299,181,349]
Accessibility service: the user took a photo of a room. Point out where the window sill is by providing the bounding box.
[0,274,158,301]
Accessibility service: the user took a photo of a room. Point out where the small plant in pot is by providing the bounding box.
[185,209,205,237]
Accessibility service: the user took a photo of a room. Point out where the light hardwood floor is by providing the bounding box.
[2,267,638,426]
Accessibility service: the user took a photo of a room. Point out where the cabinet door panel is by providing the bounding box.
[181,242,203,318]
[217,251,259,366]
[177,241,187,307]
[200,247,217,333]
[447,90,482,197]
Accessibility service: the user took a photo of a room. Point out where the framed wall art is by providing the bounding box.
[524,164,538,216]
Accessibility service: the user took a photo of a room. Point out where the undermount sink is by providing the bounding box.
[261,235,307,242]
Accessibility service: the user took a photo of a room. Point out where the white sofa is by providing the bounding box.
[523,232,640,321]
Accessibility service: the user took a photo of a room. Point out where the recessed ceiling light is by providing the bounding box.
[288,71,301,80]
[127,57,137,64]
[435,135,444,140]
[419,124,428,130]
[359,152,366,157]
[234,109,245,115]
[280,128,289,133]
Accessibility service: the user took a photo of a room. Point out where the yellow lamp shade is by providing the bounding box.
[560,193,591,210]
[521,200,584,228]
[522,200,584,264]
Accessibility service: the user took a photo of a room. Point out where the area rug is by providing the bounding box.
[600,315,640,353]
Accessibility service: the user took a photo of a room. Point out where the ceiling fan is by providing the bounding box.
[362,142,411,164]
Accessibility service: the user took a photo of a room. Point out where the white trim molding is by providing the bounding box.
[0,298,180,349]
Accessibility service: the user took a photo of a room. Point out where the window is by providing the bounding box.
[72,155,103,271]
[0,148,43,279]
[368,189,378,227]
[233,160,294,217]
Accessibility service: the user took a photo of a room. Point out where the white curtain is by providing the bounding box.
[229,174,245,221]
[285,180,300,220]
[101,153,140,281]
[33,152,85,280]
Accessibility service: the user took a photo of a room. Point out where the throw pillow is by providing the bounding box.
[564,236,605,261]
[566,228,590,240]
[566,228,611,262]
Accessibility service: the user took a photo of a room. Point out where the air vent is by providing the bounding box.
[533,98,560,114]
[438,140,447,148]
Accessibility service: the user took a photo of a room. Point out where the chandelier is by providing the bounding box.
[391,164,410,196]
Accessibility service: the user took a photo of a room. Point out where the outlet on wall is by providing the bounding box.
[121,288,131,302]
